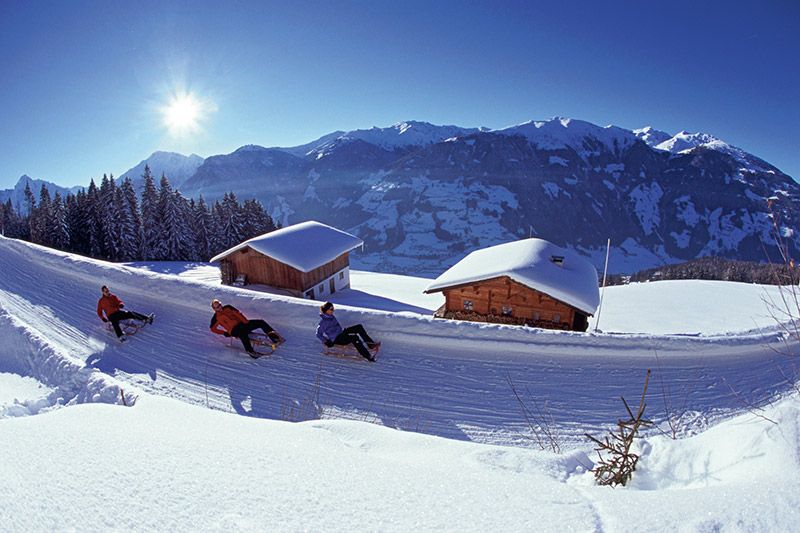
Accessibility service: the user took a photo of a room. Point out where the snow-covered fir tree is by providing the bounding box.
[85,179,102,258]
[4,170,278,262]
[117,178,141,261]
[218,192,245,251]
[156,175,191,260]
[190,196,213,261]
[50,192,69,250]
[139,166,160,260]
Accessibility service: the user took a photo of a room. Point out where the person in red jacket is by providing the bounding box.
[209,299,284,357]
[96,285,154,342]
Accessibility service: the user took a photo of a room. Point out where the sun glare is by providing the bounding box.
[161,92,209,136]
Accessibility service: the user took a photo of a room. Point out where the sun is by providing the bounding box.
[161,92,206,136]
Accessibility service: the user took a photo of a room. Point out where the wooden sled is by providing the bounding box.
[228,332,285,358]
[106,318,146,337]
[321,342,380,361]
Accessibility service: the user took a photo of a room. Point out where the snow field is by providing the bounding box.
[1,235,798,447]
[1,392,798,531]
[2,235,800,530]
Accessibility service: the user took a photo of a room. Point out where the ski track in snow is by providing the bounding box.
[1,236,798,448]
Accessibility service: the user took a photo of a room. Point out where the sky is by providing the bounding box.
[0,0,798,188]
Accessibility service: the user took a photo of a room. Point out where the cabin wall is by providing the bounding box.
[300,253,349,291]
[301,265,352,300]
[220,248,351,299]
[442,276,583,330]
[224,247,305,291]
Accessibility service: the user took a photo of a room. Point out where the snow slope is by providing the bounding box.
[1,236,798,447]
[2,236,800,530]
[2,389,798,531]
[130,261,794,336]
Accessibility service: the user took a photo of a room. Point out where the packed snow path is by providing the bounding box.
[1,236,797,446]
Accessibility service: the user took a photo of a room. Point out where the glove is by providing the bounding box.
[223,332,231,337]
[102,318,108,323]
[325,340,334,347]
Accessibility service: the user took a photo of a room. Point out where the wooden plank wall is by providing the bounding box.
[301,253,349,290]
[226,247,304,290]
[443,276,577,328]
[223,248,350,293]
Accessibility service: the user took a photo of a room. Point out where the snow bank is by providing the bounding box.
[1,235,798,446]
[2,390,798,531]
[0,285,136,413]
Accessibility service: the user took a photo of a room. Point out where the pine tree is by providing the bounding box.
[219,192,245,250]
[117,178,141,261]
[65,192,89,254]
[210,200,227,256]
[51,192,70,250]
[100,174,119,260]
[23,182,35,217]
[0,199,16,237]
[140,166,159,260]
[86,179,102,258]
[242,198,278,239]
[190,196,213,261]
[30,184,53,246]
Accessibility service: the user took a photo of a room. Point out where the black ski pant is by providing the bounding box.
[231,319,277,352]
[108,310,149,338]
[333,324,375,360]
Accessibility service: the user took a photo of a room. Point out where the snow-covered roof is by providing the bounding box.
[210,221,363,273]
[424,238,600,315]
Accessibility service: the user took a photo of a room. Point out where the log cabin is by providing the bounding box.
[210,220,363,299]
[424,238,599,331]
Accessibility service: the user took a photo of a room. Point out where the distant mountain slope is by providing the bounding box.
[178,118,799,275]
[118,151,204,191]
[0,175,83,213]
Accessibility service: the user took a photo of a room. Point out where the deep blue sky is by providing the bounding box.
[1,0,797,188]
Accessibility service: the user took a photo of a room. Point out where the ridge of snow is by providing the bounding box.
[425,238,600,315]
[234,144,269,153]
[633,126,671,147]
[654,131,773,173]
[209,220,363,272]
[308,121,485,154]
[494,117,638,153]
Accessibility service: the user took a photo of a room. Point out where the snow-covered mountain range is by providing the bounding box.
[178,118,799,274]
[117,151,204,191]
[7,117,798,274]
[0,175,82,214]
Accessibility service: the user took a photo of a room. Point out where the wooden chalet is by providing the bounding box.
[424,238,600,331]
[210,220,363,299]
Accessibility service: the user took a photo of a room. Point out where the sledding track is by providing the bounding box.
[1,235,798,447]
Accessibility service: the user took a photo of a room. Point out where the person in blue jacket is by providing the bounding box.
[316,301,379,362]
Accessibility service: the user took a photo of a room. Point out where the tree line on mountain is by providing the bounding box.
[604,256,798,286]
[0,165,278,262]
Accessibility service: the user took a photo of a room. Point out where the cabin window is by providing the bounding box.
[532,311,540,320]
[553,313,561,323]
[339,272,344,280]
[305,289,314,299]
[319,284,324,293]
[463,299,473,311]
[502,306,513,316]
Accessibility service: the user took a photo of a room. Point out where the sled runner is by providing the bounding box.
[228,332,285,358]
[321,342,380,361]
[106,314,153,337]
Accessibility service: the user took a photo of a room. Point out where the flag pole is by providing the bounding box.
[594,238,611,333]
